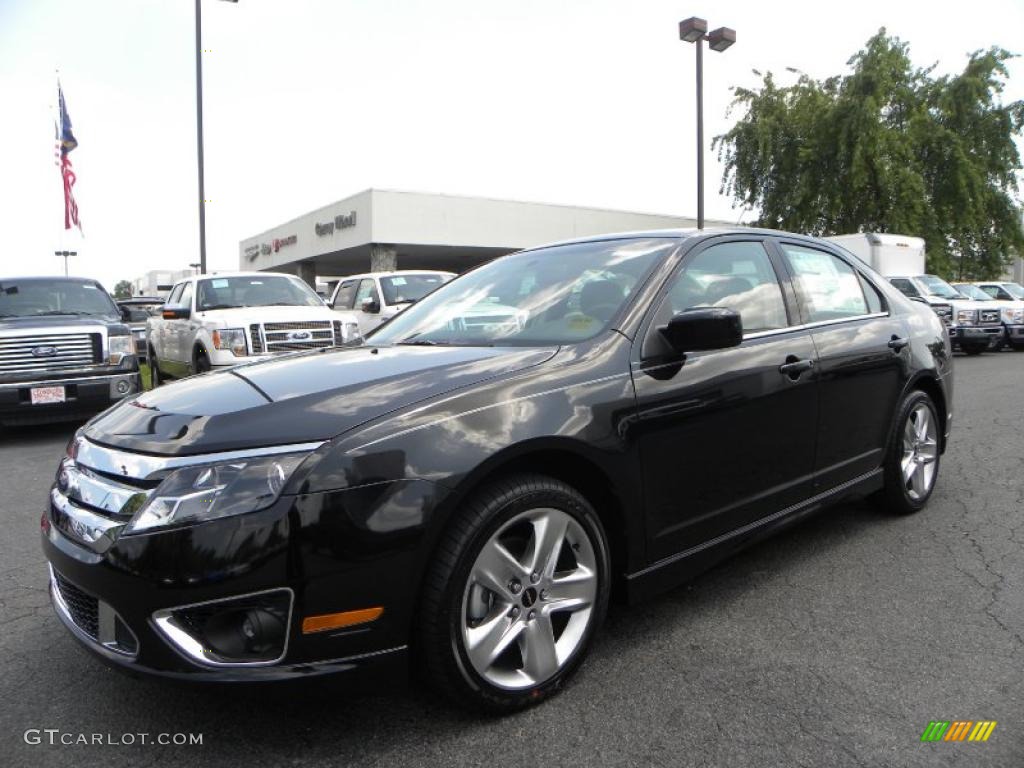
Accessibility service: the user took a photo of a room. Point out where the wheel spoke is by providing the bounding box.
[472,539,529,599]
[901,452,916,483]
[528,513,569,580]
[917,438,938,462]
[466,612,523,671]
[914,408,930,442]
[903,418,917,447]
[910,462,927,498]
[521,615,559,682]
[546,566,596,612]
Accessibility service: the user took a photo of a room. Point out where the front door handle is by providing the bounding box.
[779,356,815,379]
[888,335,910,352]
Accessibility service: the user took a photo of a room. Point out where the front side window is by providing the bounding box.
[166,283,184,305]
[195,276,322,311]
[178,282,194,310]
[650,241,789,339]
[333,280,358,309]
[370,238,675,346]
[0,279,119,319]
[782,245,868,321]
[354,279,380,309]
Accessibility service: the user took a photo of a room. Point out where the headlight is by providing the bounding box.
[956,309,976,325]
[123,453,309,534]
[1004,308,1024,324]
[108,334,134,364]
[334,320,362,345]
[212,328,248,356]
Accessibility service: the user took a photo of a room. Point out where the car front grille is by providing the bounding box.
[249,324,264,354]
[256,321,336,353]
[979,309,1001,325]
[0,333,101,373]
[53,570,99,640]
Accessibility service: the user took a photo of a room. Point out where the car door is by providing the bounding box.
[631,238,820,562]
[156,282,183,371]
[332,279,359,313]
[353,278,384,334]
[774,241,909,489]
[168,281,194,373]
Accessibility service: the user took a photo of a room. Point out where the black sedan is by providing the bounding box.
[42,229,952,712]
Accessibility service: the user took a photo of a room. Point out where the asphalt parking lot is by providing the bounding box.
[2,353,1021,768]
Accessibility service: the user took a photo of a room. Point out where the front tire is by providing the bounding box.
[879,390,940,514]
[417,474,610,713]
[149,350,163,388]
[962,343,986,356]
[192,346,211,375]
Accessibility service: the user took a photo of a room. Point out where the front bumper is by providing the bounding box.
[0,371,140,424]
[1004,324,1024,341]
[41,472,442,682]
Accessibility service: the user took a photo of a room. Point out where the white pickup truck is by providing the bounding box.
[146,271,360,386]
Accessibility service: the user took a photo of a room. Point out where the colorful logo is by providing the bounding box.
[921,721,997,742]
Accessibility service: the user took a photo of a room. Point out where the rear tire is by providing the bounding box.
[416,474,610,713]
[149,350,163,387]
[879,390,940,515]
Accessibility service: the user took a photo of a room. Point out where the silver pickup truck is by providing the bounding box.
[0,276,140,426]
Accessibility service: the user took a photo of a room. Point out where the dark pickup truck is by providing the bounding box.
[0,277,140,426]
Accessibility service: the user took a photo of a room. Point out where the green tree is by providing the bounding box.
[714,30,1024,279]
[112,280,133,299]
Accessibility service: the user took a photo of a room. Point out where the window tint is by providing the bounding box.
[782,245,867,321]
[857,274,885,313]
[333,280,358,309]
[651,241,788,341]
[178,282,193,310]
[354,278,380,308]
[167,283,184,305]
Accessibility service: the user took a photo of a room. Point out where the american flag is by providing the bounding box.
[55,83,82,232]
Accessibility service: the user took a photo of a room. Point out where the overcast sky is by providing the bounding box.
[1,0,1022,290]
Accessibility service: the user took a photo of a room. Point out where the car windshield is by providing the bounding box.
[0,279,119,318]
[196,275,322,311]
[953,284,992,301]
[917,275,963,299]
[369,238,676,347]
[380,274,453,306]
[1002,282,1024,299]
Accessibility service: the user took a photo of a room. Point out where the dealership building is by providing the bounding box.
[238,189,732,287]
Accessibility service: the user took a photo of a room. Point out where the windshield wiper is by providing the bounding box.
[200,303,245,310]
[33,311,92,316]
[396,338,444,346]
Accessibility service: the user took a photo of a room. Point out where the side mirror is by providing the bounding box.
[908,296,928,304]
[162,304,191,320]
[659,307,742,353]
[361,298,381,314]
[120,306,131,322]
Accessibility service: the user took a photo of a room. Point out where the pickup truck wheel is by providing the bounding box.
[193,347,211,375]
[416,474,610,713]
[880,390,940,515]
[149,350,162,387]
[962,344,986,356]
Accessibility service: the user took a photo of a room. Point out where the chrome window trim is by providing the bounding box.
[151,587,294,668]
[743,311,890,340]
[73,436,325,482]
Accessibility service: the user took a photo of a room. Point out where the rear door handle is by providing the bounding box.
[779,356,815,379]
[888,336,910,352]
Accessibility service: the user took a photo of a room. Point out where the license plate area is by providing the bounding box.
[30,386,66,405]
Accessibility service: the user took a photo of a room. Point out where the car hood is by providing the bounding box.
[83,344,556,456]
[193,305,348,324]
[0,315,122,333]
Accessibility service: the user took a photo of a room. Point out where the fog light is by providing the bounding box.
[115,379,131,395]
[153,589,292,666]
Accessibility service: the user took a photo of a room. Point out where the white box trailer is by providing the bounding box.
[824,233,926,276]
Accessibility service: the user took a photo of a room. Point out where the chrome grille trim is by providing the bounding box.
[0,332,100,373]
[253,320,338,353]
[72,436,325,484]
[262,321,333,331]
[249,323,264,354]
[979,309,1001,325]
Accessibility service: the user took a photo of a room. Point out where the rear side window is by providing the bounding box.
[781,245,868,322]
[858,274,885,313]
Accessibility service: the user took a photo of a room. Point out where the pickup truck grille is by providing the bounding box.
[979,309,1001,325]
[251,321,336,353]
[0,333,101,373]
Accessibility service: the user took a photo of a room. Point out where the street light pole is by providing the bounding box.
[54,250,77,276]
[194,0,237,276]
[679,18,736,230]
[195,0,207,276]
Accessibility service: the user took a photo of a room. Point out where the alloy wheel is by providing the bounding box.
[460,507,598,690]
[901,403,938,500]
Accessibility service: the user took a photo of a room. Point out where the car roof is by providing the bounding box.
[181,271,305,282]
[516,227,843,252]
[0,275,102,283]
[117,296,163,303]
